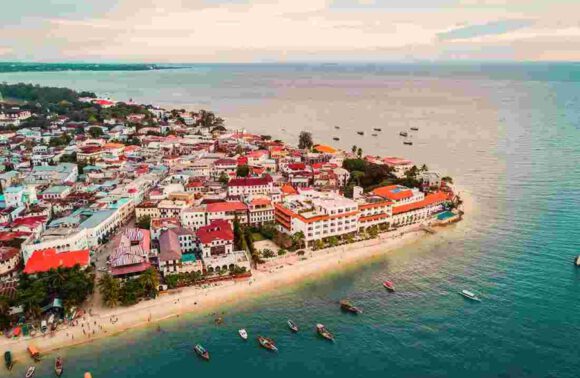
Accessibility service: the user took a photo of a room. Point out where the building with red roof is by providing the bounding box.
[391,192,450,227]
[196,220,234,259]
[227,175,274,197]
[372,185,423,204]
[206,201,248,224]
[23,248,90,275]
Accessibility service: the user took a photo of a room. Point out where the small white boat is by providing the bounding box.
[460,290,481,302]
[25,366,35,378]
[238,329,248,340]
[574,255,580,267]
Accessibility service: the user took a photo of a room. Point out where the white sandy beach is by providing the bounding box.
[0,192,473,359]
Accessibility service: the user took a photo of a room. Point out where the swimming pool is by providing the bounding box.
[437,210,456,220]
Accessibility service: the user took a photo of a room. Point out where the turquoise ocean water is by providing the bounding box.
[1,63,579,377]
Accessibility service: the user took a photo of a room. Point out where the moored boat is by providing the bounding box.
[25,366,35,378]
[287,319,299,333]
[357,131,364,135]
[4,351,13,371]
[371,133,378,136]
[459,290,481,302]
[574,255,580,267]
[54,356,63,376]
[410,127,419,131]
[403,141,413,145]
[333,137,340,141]
[383,280,395,292]
[399,131,408,137]
[27,345,40,362]
[316,324,335,341]
[340,300,362,314]
[239,328,248,340]
[257,336,278,352]
[334,126,340,129]
[194,344,210,361]
[373,128,382,131]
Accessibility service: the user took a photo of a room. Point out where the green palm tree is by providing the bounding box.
[292,231,305,249]
[98,274,121,308]
[139,268,159,299]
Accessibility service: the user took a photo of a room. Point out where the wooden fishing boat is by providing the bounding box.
[383,280,395,292]
[194,344,210,361]
[357,131,364,135]
[287,319,299,333]
[25,366,35,378]
[410,127,419,131]
[333,137,340,141]
[403,141,413,146]
[257,336,278,352]
[340,300,362,314]
[27,345,40,362]
[373,128,382,132]
[238,329,248,340]
[399,131,408,137]
[316,324,335,341]
[54,356,63,376]
[4,351,13,371]
[334,126,340,129]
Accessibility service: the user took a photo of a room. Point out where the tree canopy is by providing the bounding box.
[298,131,313,150]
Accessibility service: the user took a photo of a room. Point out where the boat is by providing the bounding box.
[371,133,378,137]
[403,141,413,146]
[357,131,364,136]
[4,351,13,371]
[54,356,63,376]
[399,131,408,137]
[340,300,362,314]
[257,336,278,352]
[316,324,335,341]
[459,290,481,302]
[383,280,395,291]
[194,344,210,361]
[287,319,299,333]
[574,255,580,267]
[334,126,340,129]
[238,329,248,340]
[410,127,419,131]
[25,366,35,378]
[373,128,382,132]
[333,137,340,141]
[27,345,40,362]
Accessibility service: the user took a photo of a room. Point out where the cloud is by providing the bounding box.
[1,0,580,61]
[438,19,534,41]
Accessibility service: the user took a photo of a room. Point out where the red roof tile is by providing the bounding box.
[392,192,449,215]
[196,220,234,244]
[372,185,414,201]
[228,175,272,187]
[206,201,247,213]
[24,248,90,274]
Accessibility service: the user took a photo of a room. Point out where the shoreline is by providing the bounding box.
[1,223,448,359]
[2,189,475,360]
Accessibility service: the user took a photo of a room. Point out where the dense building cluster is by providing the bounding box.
[0,95,457,297]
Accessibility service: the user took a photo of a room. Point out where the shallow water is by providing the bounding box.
[1,63,579,377]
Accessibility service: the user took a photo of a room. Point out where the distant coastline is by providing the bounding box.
[0,62,185,74]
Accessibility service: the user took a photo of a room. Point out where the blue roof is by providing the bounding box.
[79,209,116,229]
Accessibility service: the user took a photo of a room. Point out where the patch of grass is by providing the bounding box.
[251,232,265,241]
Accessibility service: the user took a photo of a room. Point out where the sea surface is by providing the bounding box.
[1,63,579,377]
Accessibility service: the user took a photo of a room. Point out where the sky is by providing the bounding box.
[1,0,580,63]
